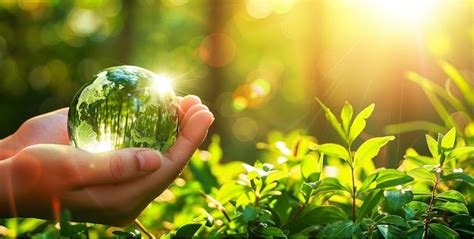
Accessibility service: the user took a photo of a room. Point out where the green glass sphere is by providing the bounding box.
[68,65,179,153]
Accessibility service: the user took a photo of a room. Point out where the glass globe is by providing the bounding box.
[68,65,178,153]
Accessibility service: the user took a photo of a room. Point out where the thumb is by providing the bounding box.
[79,148,162,186]
[11,144,162,187]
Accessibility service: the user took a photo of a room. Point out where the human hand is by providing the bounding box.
[0,108,69,159]
[0,95,214,226]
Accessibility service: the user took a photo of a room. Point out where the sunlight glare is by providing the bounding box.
[90,139,114,153]
[371,0,438,26]
[152,74,173,95]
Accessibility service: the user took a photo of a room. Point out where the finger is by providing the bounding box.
[79,148,162,186]
[18,109,70,146]
[63,155,179,216]
[179,95,201,115]
[166,110,214,168]
[37,107,69,118]
[177,103,185,123]
[12,145,162,187]
[53,107,69,116]
[181,104,209,129]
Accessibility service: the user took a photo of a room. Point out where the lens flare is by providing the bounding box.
[152,74,173,95]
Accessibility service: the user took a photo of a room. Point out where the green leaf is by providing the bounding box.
[216,182,248,204]
[315,177,348,194]
[384,121,446,135]
[357,189,384,222]
[301,154,321,182]
[383,189,414,212]
[302,206,348,225]
[300,182,316,201]
[272,194,292,226]
[354,136,395,168]
[243,163,268,178]
[256,227,287,238]
[434,201,469,215]
[266,170,289,183]
[407,167,435,182]
[358,172,378,193]
[242,205,259,223]
[173,223,202,238]
[435,191,467,204]
[448,147,474,161]
[441,173,474,185]
[376,224,408,239]
[439,60,474,107]
[316,98,347,142]
[317,220,356,238]
[17,219,45,235]
[341,101,353,134]
[376,169,414,189]
[407,225,424,239]
[377,215,410,228]
[299,225,322,235]
[407,72,455,128]
[441,127,456,150]
[404,148,438,166]
[349,103,375,144]
[59,210,87,237]
[405,155,437,166]
[32,228,60,239]
[405,69,467,114]
[208,135,223,165]
[188,154,219,193]
[426,134,439,158]
[314,143,350,161]
[403,201,429,220]
[429,223,459,239]
[288,206,347,232]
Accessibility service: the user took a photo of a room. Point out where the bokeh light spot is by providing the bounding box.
[246,0,273,19]
[67,8,103,36]
[232,96,248,112]
[272,0,295,14]
[232,77,273,111]
[199,33,236,67]
[232,117,258,142]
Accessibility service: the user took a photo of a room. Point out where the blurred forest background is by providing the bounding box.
[0,0,472,167]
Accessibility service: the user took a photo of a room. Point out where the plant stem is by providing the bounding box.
[283,204,306,229]
[134,219,156,239]
[423,170,441,239]
[201,193,232,222]
[348,145,356,222]
[351,166,356,222]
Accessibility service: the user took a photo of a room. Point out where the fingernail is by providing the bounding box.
[189,95,202,103]
[136,150,162,172]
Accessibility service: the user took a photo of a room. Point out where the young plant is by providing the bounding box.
[400,128,474,238]
[314,99,399,221]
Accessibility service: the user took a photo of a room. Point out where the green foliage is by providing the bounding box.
[1,101,471,238]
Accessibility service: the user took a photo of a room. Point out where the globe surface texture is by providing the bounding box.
[68,65,178,153]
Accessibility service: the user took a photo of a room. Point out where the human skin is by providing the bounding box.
[0,95,213,226]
